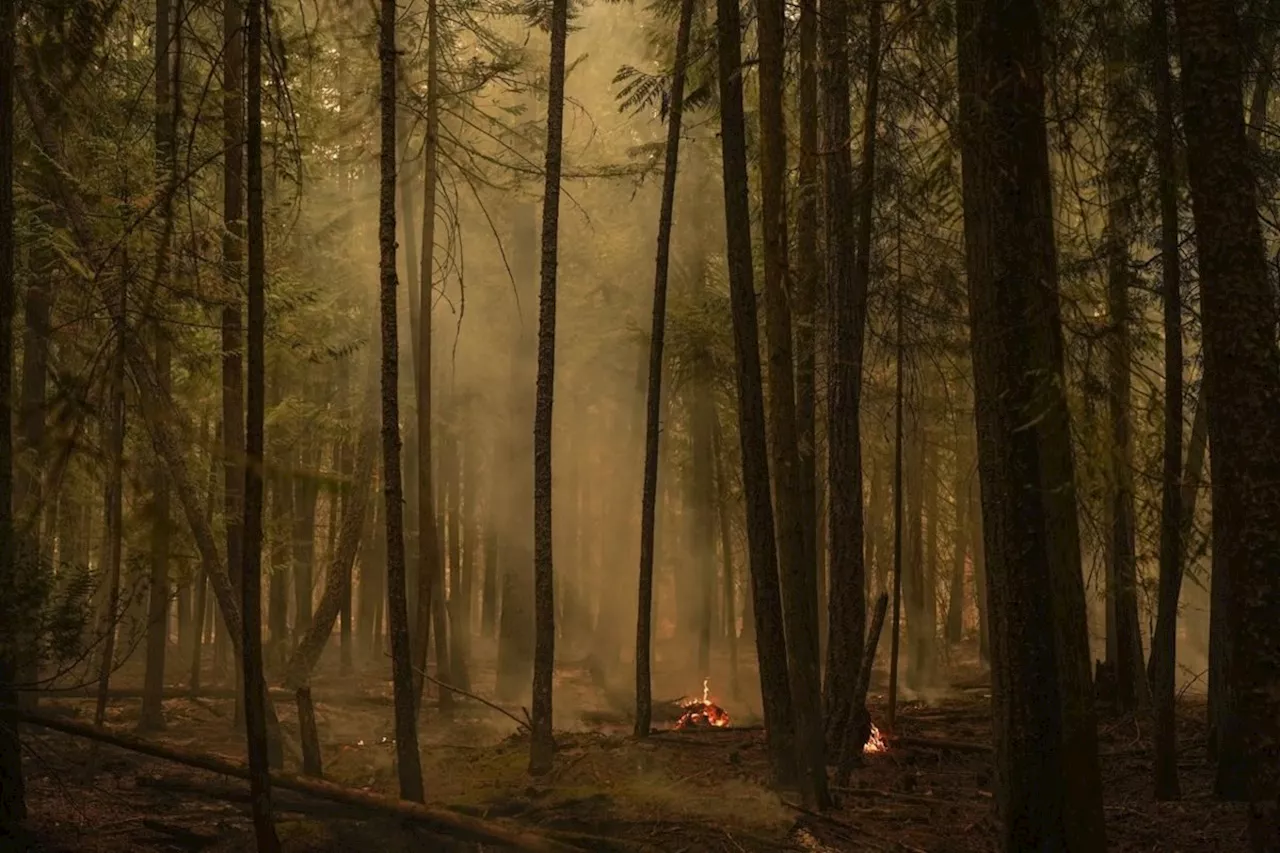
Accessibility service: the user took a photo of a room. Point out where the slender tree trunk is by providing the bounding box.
[758,0,827,805]
[1176,0,1280,825]
[634,0,695,740]
[222,0,247,726]
[140,0,180,733]
[443,402,468,690]
[482,466,499,637]
[191,422,221,694]
[823,0,878,775]
[411,0,447,715]
[956,0,1107,846]
[1205,5,1273,763]
[456,404,477,685]
[922,434,939,682]
[886,281,905,731]
[379,0,425,803]
[267,451,291,663]
[946,433,969,645]
[715,0,795,784]
[1103,5,1147,708]
[0,0,27,823]
[795,0,819,695]
[712,417,739,698]
[1150,0,1184,801]
[529,0,571,774]
[241,0,280,845]
[293,434,320,640]
[94,256,128,731]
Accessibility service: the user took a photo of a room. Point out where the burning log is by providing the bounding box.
[674,678,731,730]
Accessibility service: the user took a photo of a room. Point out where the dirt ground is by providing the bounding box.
[2,640,1249,852]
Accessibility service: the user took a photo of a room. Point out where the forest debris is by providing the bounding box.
[14,709,587,853]
[888,735,993,754]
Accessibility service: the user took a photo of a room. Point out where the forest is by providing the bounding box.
[0,0,1277,849]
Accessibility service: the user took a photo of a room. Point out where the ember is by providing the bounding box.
[865,723,888,754]
[675,678,731,729]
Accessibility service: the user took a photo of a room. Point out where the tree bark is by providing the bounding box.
[529,0,571,774]
[956,0,1107,847]
[222,0,248,727]
[794,0,820,700]
[1150,0,1184,801]
[946,433,969,645]
[758,0,827,805]
[140,0,180,733]
[1103,2,1147,709]
[0,0,25,823]
[715,0,795,785]
[242,0,280,845]
[378,0,425,804]
[822,0,878,783]
[410,0,447,717]
[1175,0,1280,822]
[634,0,695,741]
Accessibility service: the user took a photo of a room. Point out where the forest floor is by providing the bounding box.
[4,639,1249,852]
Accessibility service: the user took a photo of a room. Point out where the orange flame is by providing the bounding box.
[675,677,731,729]
[865,723,888,754]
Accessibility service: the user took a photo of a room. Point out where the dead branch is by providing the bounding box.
[14,709,585,853]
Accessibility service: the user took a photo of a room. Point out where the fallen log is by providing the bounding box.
[14,709,586,853]
[888,735,993,754]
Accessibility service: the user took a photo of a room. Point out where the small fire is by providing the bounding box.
[675,677,731,729]
[864,723,888,754]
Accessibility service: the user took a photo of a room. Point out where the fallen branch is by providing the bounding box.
[832,785,962,808]
[402,656,528,731]
[888,735,992,754]
[14,709,585,853]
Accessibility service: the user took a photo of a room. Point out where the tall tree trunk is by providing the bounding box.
[411,0,446,715]
[481,465,498,637]
[822,0,877,773]
[0,0,26,823]
[190,421,221,694]
[634,0,695,740]
[759,0,827,805]
[955,0,1107,847]
[886,281,905,730]
[712,416,739,698]
[379,0,425,803]
[94,255,128,732]
[1175,0,1280,825]
[529,0,570,774]
[442,400,467,691]
[715,0,795,785]
[946,433,969,645]
[794,0,819,693]
[222,0,247,725]
[1205,5,1273,763]
[141,0,180,733]
[922,433,939,682]
[1103,4,1147,709]
[293,424,321,641]
[690,331,716,678]
[267,451,291,663]
[456,404,477,685]
[242,0,280,845]
[495,203,536,702]
[1150,0,1184,801]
